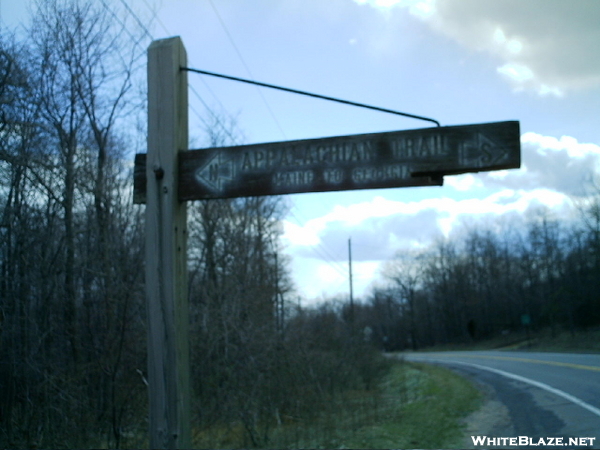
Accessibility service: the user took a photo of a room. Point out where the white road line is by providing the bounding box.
[411,358,600,419]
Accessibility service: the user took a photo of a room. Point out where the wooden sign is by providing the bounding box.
[134,121,520,203]
[141,35,522,450]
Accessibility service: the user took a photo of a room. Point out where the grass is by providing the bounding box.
[171,328,600,449]
[193,359,482,449]
[414,327,600,354]
[519,327,600,353]
[342,361,483,449]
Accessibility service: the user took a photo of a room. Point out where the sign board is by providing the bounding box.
[141,36,523,450]
[134,120,520,203]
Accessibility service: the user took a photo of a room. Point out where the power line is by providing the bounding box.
[118,0,153,40]
[139,0,171,37]
[99,0,146,46]
[132,0,275,145]
[287,209,349,278]
[207,0,287,139]
[182,67,442,127]
[188,84,241,145]
[123,0,243,145]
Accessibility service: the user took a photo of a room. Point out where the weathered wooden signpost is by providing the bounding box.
[139,36,521,449]
[144,37,190,449]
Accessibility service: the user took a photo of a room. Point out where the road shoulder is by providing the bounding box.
[449,366,515,448]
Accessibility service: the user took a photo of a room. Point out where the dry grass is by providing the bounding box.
[192,359,482,449]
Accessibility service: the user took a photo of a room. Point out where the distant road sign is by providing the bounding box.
[134,120,520,202]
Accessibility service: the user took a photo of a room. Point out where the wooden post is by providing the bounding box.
[145,37,191,449]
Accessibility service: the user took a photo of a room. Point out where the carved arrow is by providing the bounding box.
[194,151,235,192]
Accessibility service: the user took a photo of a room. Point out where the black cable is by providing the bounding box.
[182,67,441,127]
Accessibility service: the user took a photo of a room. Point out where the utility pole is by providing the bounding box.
[348,238,354,327]
[275,251,284,335]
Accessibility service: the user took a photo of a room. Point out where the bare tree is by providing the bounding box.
[383,250,427,349]
[0,1,149,447]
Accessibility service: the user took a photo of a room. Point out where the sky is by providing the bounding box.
[3,0,600,304]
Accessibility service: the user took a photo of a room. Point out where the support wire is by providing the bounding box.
[182,67,441,127]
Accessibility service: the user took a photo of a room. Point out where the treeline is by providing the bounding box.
[186,179,385,448]
[354,204,600,351]
[0,1,386,448]
[0,0,157,446]
[0,0,149,447]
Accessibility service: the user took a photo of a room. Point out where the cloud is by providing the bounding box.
[282,220,321,246]
[284,133,599,257]
[286,187,569,264]
[445,173,483,191]
[354,0,600,95]
[312,207,444,262]
[285,128,600,300]
[480,132,600,196]
[354,0,435,18]
[290,256,380,301]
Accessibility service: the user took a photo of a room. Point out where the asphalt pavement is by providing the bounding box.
[403,351,600,448]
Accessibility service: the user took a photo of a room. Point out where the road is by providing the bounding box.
[403,351,600,448]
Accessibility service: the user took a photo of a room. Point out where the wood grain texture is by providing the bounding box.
[134,121,520,202]
[145,37,190,449]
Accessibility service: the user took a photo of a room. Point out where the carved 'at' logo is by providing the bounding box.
[194,152,234,192]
